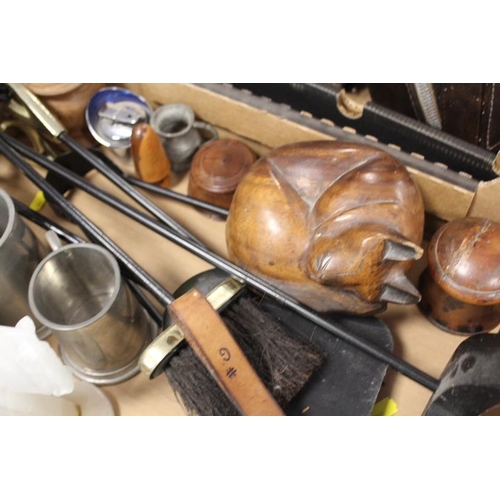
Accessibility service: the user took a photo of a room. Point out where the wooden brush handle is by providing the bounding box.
[131,122,172,185]
[168,289,284,416]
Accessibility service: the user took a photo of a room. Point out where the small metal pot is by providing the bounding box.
[150,103,218,173]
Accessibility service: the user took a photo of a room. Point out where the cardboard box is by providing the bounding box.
[126,83,500,225]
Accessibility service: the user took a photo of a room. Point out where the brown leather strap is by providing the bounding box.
[168,289,284,416]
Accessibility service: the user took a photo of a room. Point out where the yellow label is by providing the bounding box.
[372,397,398,416]
[29,191,46,211]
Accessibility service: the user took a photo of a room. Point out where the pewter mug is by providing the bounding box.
[0,189,49,338]
[150,103,218,173]
[28,243,156,385]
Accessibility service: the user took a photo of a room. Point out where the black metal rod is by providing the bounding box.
[121,281,163,326]
[3,136,440,392]
[125,176,230,218]
[13,198,82,245]
[0,136,174,307]
[6,135,164,229]
[59,132,206,245]
[13,198,163,326]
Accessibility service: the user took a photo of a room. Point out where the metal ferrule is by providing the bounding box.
[138,277,245,379]
[8,83,66,137]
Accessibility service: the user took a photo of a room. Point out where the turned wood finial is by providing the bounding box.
[419,217,500,334]
[226,141,425,315]
[131,122,171,186]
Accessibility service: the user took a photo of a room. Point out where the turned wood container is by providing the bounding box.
[188,139,256,217]
[419,217,500,334]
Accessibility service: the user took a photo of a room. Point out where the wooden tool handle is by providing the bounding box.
[168,289,284,416]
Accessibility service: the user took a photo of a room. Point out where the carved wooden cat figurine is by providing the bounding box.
[226,141,425,314]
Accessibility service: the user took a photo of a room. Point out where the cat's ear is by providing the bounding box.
[380,270,421,305]
[383,240,423,262]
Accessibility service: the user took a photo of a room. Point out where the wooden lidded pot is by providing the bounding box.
[188,139,256,217]
[419,217,500,334]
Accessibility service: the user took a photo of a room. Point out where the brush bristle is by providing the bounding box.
[164,294,326,416]
[166,347,238,416]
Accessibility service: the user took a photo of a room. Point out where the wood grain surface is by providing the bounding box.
[226,141,425,315]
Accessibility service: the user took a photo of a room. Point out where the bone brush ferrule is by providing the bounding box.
[8,83,66,137]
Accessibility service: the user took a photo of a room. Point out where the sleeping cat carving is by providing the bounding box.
[226,141,425,315]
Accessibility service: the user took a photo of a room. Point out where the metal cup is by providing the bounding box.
[28,243,156,385]
[150,103,218,173]
[0,189,49,339]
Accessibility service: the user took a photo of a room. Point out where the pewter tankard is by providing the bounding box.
[0,189,49,338]
[28,243,156,385]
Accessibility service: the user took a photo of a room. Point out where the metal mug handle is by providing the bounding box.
[45,230,64,252]
[193,121,218,143]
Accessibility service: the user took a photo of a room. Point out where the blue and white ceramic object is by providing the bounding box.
[86,87,153,149]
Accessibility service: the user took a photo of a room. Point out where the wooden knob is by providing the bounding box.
[226,141,425,315]
[131,122,171,185]
[188,139,256,217]
[419,217,500,334]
